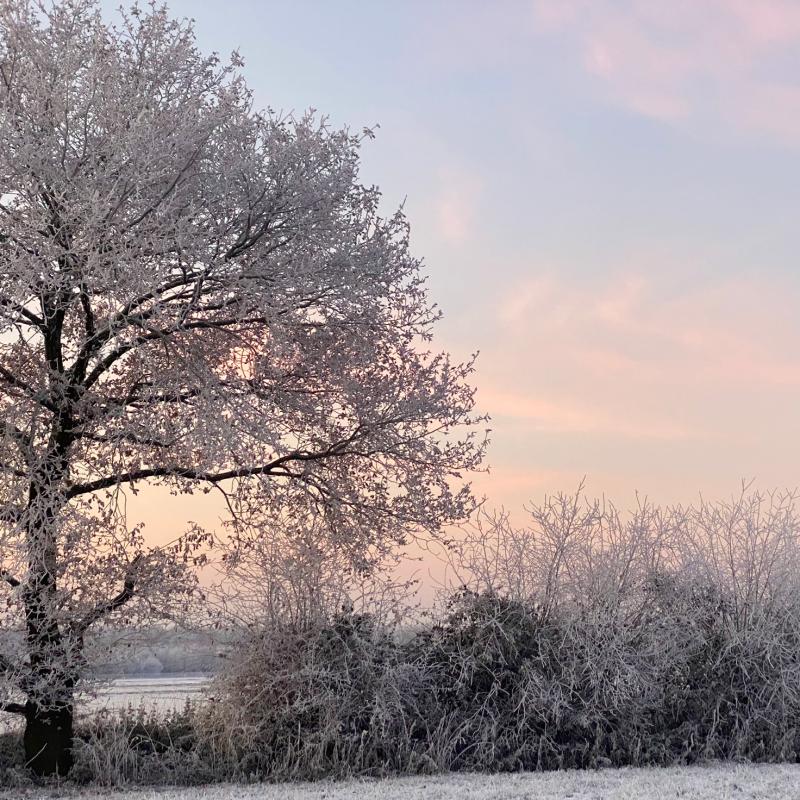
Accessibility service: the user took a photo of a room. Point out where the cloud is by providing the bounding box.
[479,386,695,441]
[434,166,482,244]
[471,262,800,510]
[468,467,587,517]
[530,0,800,143]
[723,0,800,45]
[498,267,800,388]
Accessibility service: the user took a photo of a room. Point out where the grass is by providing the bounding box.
[2,763,800,800]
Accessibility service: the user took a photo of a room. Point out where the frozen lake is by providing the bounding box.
[86,673,212,713]
[0,675,211,732]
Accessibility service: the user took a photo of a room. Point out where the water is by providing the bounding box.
[0,674,212,733]
[88,673,212,713]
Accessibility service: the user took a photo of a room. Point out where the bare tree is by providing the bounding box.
[0,0,486,775]
[212,512,417,632]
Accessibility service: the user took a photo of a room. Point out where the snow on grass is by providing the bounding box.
[4,764,800,800]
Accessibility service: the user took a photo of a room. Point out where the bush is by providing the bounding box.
[65,585,800,784]
[43,487,800,784]
[198,611,427,780]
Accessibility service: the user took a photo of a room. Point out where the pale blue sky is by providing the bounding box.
[102,0,800,511]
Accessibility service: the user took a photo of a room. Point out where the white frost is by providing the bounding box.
[4,764,800,800]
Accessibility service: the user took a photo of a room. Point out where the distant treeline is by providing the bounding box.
[86,629,233,677]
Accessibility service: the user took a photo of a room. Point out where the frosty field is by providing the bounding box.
[3,764,800,800]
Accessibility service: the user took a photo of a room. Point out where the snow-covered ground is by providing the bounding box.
[4,764,800,799]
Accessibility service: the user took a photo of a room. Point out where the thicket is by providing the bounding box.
[5,487,800,785]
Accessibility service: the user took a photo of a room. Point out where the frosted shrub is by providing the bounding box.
[444,486,800,766]
[199,611,425,780]
[70,705,206,787]
[63,486,800,784]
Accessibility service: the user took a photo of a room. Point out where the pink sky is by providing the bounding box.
[99,0,800,547]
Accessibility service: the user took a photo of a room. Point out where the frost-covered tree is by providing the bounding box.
[0,0,486,775]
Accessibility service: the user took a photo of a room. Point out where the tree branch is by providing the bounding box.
[66,443,356,498]
[0,294,45,329]
[124,139,207,230]
[0,504,23,524]
[74,555,142,635]
[67,274,222,386]
[81,312,268,390]
[0,462,28,478]
[0,366,59,413]
[74,430,177,449]
[79,285,96,339]
[0,420,32,449]
[0,653,13,672]
[1,571,20,588]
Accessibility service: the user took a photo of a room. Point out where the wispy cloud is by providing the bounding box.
[434,166,482,244]
[498,267,800,388]
[530,0,800,143]
[479,387,695,441]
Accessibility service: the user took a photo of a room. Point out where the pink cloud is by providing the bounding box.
[479,386,695,441]
[468,467,589,521]
[477,263,800,506]
[532,0,587,33]
[469,263,800,511]
[434,167,482,244]
[723,0,800,45]
[498,267,800,388]
[530,0,800,141]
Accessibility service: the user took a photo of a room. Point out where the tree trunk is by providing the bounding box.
[21,425,76,778]
[23,699,74,777]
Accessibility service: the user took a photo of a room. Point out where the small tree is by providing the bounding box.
[0,0,486,775]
